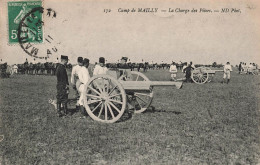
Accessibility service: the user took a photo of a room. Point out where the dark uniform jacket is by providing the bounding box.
[56,64,69,85]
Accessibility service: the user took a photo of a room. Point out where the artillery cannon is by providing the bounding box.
[83,70,182,123]
[191,67,223,84]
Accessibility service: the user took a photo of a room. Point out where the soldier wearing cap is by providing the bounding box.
[169,61,177,81]
[71,57,83,86]
[119,57,132,79]
[71,57,83,99]
[56,55,69,117]
[77,58,90,117]
[183,64,194,82]
[93,57,108,75]
[118,57,135,117]
[120,57,130,69]
[223,62,232,84]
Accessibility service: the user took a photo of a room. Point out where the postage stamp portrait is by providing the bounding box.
[8,1,42,44]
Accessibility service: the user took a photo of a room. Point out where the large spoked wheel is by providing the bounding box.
[83,75,127,123]
[191,68,209,84]
[119,71,154,113]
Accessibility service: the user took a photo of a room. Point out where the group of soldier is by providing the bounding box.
[0,57,75,76]
[169,61,195,82]
[55,55,132,118]
[238,62,258,75]
[55,55,90,117]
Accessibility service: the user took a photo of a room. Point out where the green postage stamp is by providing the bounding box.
[8,1,43,44]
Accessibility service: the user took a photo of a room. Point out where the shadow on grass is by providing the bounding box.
[144,106,182,115]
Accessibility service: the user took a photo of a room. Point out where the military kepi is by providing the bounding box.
[77,57,83,63]
[99,57,105,63]
[61,55,68,60]
[121,57,128,61]
[83,58,89,64]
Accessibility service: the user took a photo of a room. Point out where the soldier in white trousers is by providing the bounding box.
[223,62,232,84]
[77,58,90,118]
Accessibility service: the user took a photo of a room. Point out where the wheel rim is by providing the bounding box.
[120,71,153,113]
[83,75,126,123]
[191,68,209,84]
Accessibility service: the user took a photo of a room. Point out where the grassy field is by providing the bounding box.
[0,69,260,164]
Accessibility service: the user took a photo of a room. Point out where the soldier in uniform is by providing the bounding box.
[120,57,130,69]
[238,62,242,74]
[78,58,90,118]
[56,55,69,117]
[183,64,194,82]
[119,57,132,80]
[169,62,177,81]
[118,57,135,117]
[71,57,83,100]
[223,62,232,84]
[93,57,108,75]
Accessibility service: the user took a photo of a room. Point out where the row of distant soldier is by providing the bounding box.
[0,58,72,76]
[2,58,258,77]
[2,58,188,75]
[238,62,258,75]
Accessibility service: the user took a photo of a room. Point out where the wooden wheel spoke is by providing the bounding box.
[135,92,151,97]
[93,80,103,93]
[108,99,123,105]
[193,76,199,81]
[91,102,102,113]
[88,86,101,96]
[86,94,101,99]
[200,76,205,82]
[109,93,121,98]
[107,102,115,119]
[88,99,102,104]
[102,78,105,93]
[105,103,108,121]
[136,95,148,104]
[136,74,140,81]
[98,103,104,118]
[193,74,199,79]
[108,85,118,95]
[199,77,203,83]
[107,102,121,113]
[136,98,143,108]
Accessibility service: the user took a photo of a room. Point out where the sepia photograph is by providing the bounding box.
[0,0,260,164]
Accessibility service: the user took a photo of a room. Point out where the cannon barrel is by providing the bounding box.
[202,69,223,74]
[150,81,183,89]
[120,81,183,90]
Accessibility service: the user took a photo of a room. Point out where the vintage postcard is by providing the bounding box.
[0,0,259,164]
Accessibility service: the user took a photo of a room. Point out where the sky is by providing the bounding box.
[0,0,260,65]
